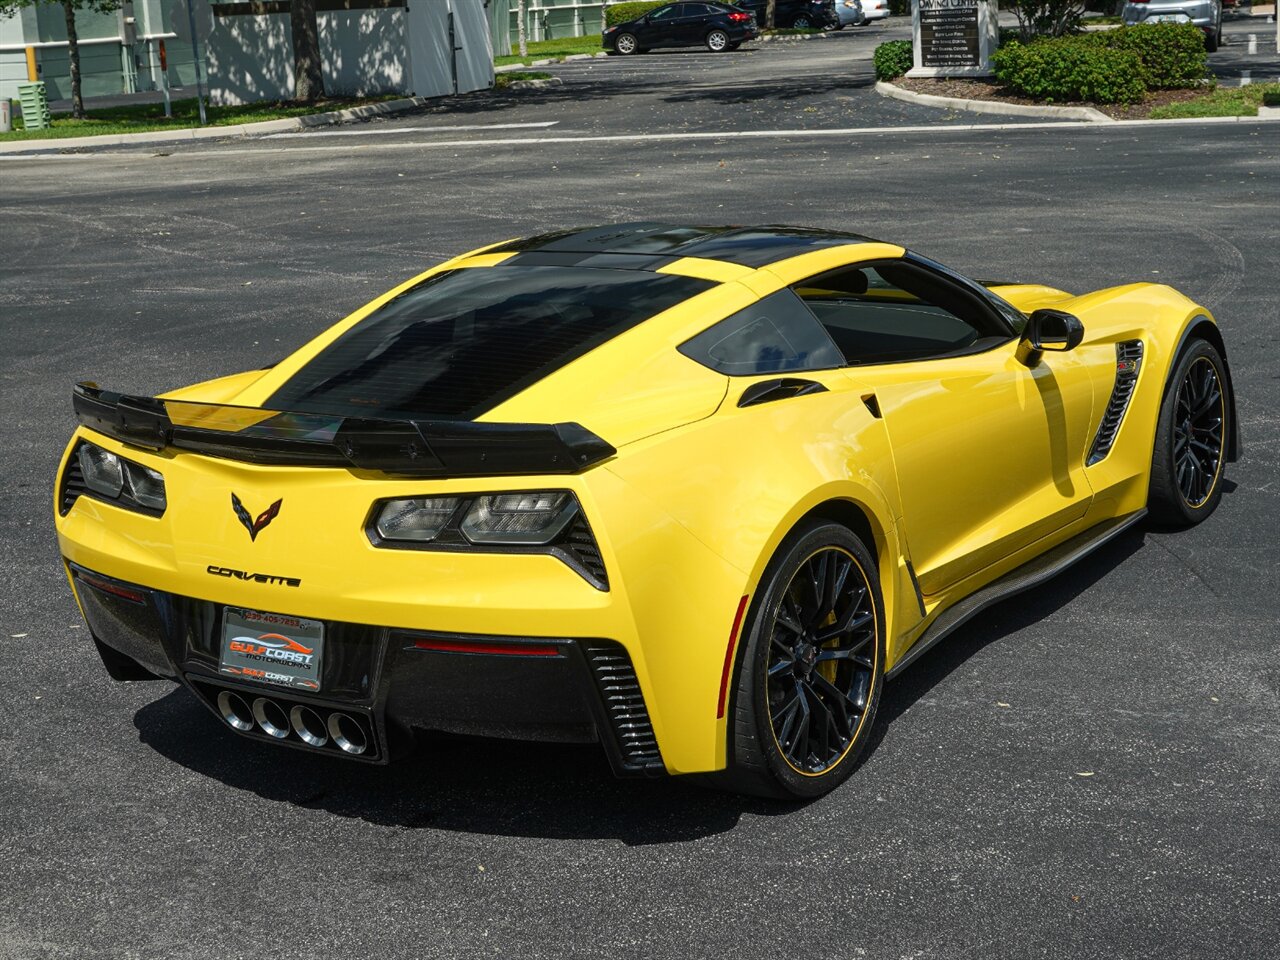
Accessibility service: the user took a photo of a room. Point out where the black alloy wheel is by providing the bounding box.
[1149,338,1230,526]
[792,14,813,26]
[765,546,877,776]
[1173,355,1226,507]
[704,520,884,799]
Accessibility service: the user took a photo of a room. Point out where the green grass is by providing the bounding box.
[0,95,397,142]
[495,35,603,67]
[1149,83,1280,119]
[494,71,554,88]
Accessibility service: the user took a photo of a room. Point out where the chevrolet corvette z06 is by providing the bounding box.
[55,223,1238,797]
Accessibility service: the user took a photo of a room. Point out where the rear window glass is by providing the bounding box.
[269,266,712,420]
[678,289,844,376]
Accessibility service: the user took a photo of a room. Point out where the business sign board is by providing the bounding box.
[907,0,998,77]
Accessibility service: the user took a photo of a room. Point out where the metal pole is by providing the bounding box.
[183,0,207,125]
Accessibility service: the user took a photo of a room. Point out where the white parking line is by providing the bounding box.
[1242,70,1252,86]
[264,121,561,139]
[1249,34,1258,55]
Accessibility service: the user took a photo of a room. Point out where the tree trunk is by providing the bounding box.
[290,0,325,102]
[62,0,84,119]
[517,0,528,57]
[765,0,776,29]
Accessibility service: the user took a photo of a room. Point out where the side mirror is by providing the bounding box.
[1020,308,1084,364]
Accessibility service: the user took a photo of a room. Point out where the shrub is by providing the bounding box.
[874,40,913,81]
[606,1,667,26]
[993,38,1145,103]
[1101,23,1207,89]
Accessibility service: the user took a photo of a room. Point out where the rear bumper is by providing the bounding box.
[70,562,665,775]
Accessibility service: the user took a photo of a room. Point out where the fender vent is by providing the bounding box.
[582,641,664,775]
[1087,340,1144,466]
[562,514,608,590]
[59,443,88,516]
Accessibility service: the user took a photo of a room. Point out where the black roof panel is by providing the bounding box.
[489,223,878,268]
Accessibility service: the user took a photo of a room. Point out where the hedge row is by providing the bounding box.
[993,39,1145,104]
[993,23,1206,104]
[874,23,1206,104]
[606,1,667,26]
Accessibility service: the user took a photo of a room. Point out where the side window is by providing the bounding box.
[684,3,712,14]
[794,261,1007,366]
[649,4,680,19]
[679,290,844,376]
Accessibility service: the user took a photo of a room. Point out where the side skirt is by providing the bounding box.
[885,510,1146,680]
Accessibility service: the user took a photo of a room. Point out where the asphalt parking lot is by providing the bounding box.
[2,25,1279,960]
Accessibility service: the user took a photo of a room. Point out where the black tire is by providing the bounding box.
[1148,338,1230,527]
[614,32,639,55]
[706,28,730,51]
[1204,24,1220,54]
[705,520,885,799]
[792,15,813,27]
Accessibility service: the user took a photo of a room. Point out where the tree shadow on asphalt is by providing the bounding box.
[354,67,874,127]
[132,527,1148,844]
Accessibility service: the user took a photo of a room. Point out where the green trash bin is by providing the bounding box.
[17,81,51,131]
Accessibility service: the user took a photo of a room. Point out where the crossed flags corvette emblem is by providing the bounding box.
[231,492,283,542]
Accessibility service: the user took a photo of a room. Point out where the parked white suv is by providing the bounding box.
[1122,0,1223,52]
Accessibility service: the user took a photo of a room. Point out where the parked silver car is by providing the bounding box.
[1122,0,1222,52]
[835,0,867,27]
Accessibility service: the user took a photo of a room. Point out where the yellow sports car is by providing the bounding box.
[55,223,1238,798]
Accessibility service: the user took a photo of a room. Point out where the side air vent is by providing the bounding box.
[59,442,88,515]
[1087,340,1144,466]
[562,514,608,590]
[582,641,664,775]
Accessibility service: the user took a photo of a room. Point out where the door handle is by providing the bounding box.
[737,378,829,408]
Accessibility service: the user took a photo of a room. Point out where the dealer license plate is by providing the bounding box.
[220,607,324,692]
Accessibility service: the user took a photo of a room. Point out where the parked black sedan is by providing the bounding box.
[603,2,759,54]
[739,0,838,29]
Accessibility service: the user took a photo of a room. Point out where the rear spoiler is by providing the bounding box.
[72,383,616,478]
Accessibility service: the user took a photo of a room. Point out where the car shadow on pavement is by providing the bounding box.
[133,688,795,845]
[132,527,1147,843]
[867,527,1148,752]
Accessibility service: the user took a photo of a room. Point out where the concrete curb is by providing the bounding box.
[495,52,609,73]
[0,94,438,154]
[875,80,1115,123]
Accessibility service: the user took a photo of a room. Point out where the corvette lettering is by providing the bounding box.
[207,565,301,587]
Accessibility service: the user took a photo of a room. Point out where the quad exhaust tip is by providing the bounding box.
[213,688,370,757]
[290,705,328,748]
[328,712,368,755]
[252,697,291,739]
[217,690,254,732]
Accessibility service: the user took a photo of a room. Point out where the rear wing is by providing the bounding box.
[72,383,616,478]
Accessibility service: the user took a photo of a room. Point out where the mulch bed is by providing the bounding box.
[894,77,1211,120]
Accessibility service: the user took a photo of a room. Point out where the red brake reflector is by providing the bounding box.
[74,570,147,604]
[716,595,751,719]
[412,638,561,657]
